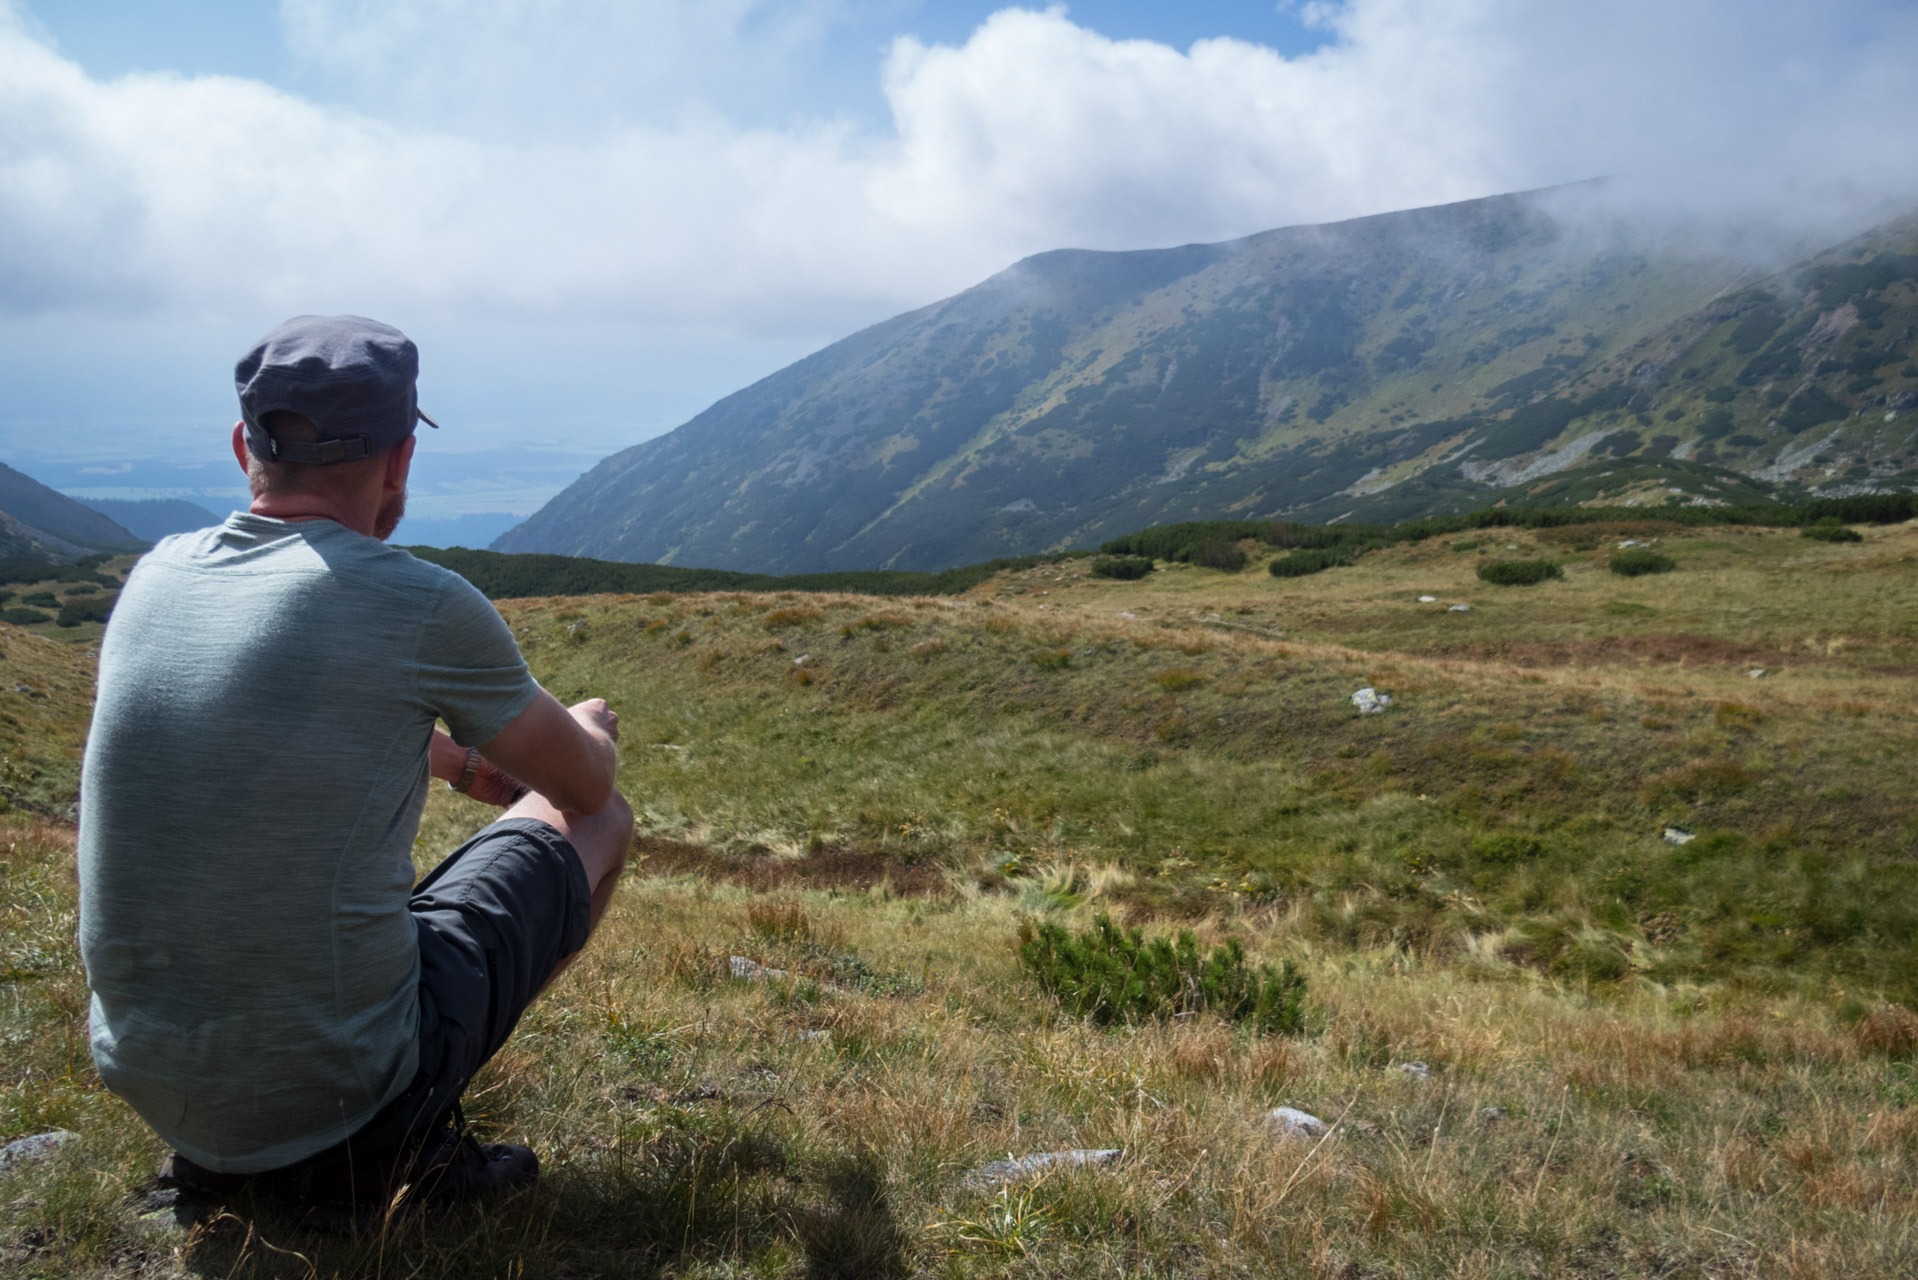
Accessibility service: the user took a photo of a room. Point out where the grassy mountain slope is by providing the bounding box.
[0,462,143,554]
[7,516,1917,1276]
[498,188,1918,573]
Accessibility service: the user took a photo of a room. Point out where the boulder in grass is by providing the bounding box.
[0,1129,77,1171]
[1663,827,1695,846]
[965,1148,1123,1186]
[1265,1107,1330,1140]
[1350,687,1393,714]
[1393,1061,1433,1081]
[730,956,792,981]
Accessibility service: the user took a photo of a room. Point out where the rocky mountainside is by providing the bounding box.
[0,462,143,559]
[498,189,1918,572]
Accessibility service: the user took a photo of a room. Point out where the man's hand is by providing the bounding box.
[569,698,620,745]
[474,688,621,816]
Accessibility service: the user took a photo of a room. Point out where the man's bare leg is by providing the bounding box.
[501,787,634,990]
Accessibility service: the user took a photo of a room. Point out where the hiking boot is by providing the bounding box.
[403,1124,539,1203]
[159,1150,249,1199]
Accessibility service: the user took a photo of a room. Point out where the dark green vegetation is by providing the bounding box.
[498,187,1918,574]
[1803,516,1865,543]
[1269,547,1353,577]
[1476,559,1564,585]
[1019,913,1308,1034]
[1611,548,1677,576]
[430,494,1917,600]
[407,545,1090,601]
[1089,554,1153,580]
[0,555,128,646]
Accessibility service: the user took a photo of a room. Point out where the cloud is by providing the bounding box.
[2,0,1916,345]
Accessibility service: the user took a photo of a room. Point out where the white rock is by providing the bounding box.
[1479,1106,1508,1123]
[729,956,791,981]
[792,654,810,666]
[1448,604,1472,613]
[1663,827,1695,846]
[965,1148,1123,1186]
[0,1129,78,1171]
[1393,1061,1433,1081]
[1618,539,1644,548]
[1417,595,1437,603]
[1748,668,1766,679]
[1266,1107,1330,1140]
[1351,687,1393,714]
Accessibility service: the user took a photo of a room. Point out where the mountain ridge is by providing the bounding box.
[0,461,144,557]
[498,188,1918,572]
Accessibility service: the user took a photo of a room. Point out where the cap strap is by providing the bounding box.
[269,435,371,464]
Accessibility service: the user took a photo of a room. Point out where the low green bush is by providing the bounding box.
[1090,555,1154,580]
[1018,912,1306,1034]
[19,592,57,608]
[1609,549,1677,576]
[1477,559,1564,586]
[1802,518,1864,544]
[1,608,51,626]
[1191,540,1248,572]
[1268,548,1348,578]
[56,594,116,628]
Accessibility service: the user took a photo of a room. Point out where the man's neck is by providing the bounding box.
[250,495,374,537]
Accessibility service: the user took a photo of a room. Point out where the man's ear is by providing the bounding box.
[384,435,417,492]
[231,422,251,475]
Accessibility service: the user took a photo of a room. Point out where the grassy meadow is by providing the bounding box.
[4,518,1918,1276]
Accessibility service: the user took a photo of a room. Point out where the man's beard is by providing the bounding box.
[374,488,407,541]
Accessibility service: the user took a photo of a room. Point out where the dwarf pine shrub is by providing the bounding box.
[1090,555,1153,580]
[55,595,114,628]
[1268,548,1348,578]
[1609,549,1676,576]
[1477,559,1564,586]
[1018,913,1307,1034]
[1191,540,1248,572]
[1802,518,1864,543]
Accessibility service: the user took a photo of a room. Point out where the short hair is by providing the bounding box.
[244,411,387,498]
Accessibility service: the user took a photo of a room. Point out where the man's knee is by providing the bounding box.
[605,789,634,868]
[572,788,633,885]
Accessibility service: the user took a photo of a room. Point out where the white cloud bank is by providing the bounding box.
[3,0,1917,343]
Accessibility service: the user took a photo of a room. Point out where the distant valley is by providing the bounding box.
[498,186,1918,574]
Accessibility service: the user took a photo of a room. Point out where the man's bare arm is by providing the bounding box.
[435,691,619,815]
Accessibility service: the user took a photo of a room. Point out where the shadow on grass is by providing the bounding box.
[790,1150,910,1280]
[159,1125,889,1279]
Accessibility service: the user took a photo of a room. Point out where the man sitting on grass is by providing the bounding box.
[77,315,634,1223]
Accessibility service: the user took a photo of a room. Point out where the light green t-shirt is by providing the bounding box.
[78,513,539,1173]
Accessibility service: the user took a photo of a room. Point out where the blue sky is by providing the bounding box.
[3,1,1915,547]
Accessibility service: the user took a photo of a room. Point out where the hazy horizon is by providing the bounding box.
[3,0,1915,546]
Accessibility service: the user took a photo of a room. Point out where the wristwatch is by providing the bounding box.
[450,747,482,794]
